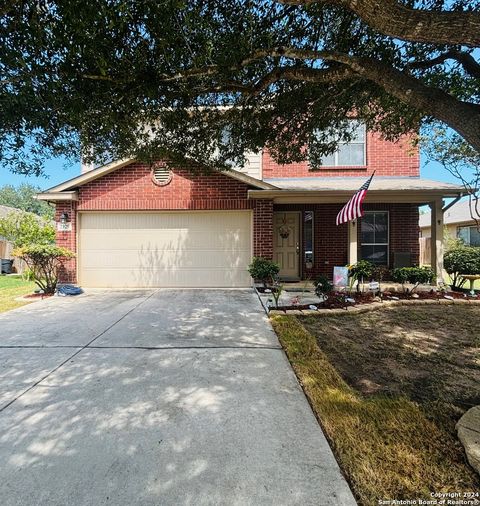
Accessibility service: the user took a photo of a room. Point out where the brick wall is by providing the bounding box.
[55,163,274,282]
[263,132,419,178]
[274,203,419,279]
[54,161,418,284]
[384,204,420,266]
[77,163,256,211]
[253,200,274,259]
[55,201,77,283]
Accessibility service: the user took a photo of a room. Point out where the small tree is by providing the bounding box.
[444,246,480,289]
[0,211,55,247]
[12,244,75,294]
[247,257,280,288]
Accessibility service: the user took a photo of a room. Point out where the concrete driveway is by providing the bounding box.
[0,289,355,506]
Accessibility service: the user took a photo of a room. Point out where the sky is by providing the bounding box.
[0,157,80,190]
[0,152,463,190]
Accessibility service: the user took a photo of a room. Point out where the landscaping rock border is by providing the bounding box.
[267,298,480,316]
[456,406,480,476]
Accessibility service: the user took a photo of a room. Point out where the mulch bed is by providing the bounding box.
[22,293,54,299]
[270,289,480,311]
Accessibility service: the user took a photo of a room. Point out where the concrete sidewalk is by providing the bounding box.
[0,289,356,506]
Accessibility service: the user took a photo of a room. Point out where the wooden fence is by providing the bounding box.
[0,240,26,274]
[419,237,431,266]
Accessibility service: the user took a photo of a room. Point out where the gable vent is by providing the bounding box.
[152,165,172,185]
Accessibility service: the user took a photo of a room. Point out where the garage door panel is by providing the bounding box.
[80,267,251,288]
[79,229,251,251]
[79,212,252,287]
[81,212,246,230]
[80,249,251,270]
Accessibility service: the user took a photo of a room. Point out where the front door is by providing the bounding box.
[273,212,300,280]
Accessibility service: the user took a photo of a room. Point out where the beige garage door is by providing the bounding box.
[78,211,252,287]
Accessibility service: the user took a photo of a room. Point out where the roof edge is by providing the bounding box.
[38,158,277,195]
[42,158,136,193]
[223,168,277,190]
[36,191,79,202]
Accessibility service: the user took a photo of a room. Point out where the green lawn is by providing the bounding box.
[0,275,37,313]
[447,273,480,291]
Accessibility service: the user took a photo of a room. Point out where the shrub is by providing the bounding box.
[314,274,333,299]
[0,211,55,247]
[349,260,375,281]
[444,246,480,289]
[12,244,75,294]
[348,260,375,292]
[247,257,280,287]
[391,266,435,293]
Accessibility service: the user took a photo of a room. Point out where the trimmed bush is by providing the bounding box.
[391,266,435,292]
[13,244,75,294]
[247,257,280,287]
[444,246,480,289]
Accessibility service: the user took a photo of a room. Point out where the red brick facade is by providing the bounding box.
[55,145,420,284]
[263,132,419,178]
[55,164,274,282]
[77,164,254,211]
[274,203,419,278]
[55,201,78,283]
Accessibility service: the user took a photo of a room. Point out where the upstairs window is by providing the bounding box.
[316,120,366,167]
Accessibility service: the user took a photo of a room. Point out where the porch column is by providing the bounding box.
[429,198,444,284]
[348,219,358,265]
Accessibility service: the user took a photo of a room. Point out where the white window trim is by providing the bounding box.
[361,211,390,264]
[321,121,367,168]
[304,210,314,265]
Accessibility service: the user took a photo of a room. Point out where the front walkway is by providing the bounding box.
[0,289,355,505]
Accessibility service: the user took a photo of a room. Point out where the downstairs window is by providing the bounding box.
[361,211,389,265]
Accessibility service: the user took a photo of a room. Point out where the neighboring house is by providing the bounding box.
[38,125,464,287]
[420,199,480,246]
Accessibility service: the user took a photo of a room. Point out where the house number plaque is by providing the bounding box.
[57,222,72,232]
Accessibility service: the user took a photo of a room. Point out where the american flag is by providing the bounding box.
[336,173,375,226]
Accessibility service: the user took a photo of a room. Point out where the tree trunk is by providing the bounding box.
[279,0,480,47]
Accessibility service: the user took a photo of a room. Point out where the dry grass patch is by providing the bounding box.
[271,313,480,506]
[302,306,480,424]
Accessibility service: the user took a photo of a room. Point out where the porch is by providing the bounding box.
[248,177,466,283]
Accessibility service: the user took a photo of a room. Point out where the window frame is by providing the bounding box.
[320,120,367,168]
[304,210,314,266]
[457,225,480,246]
[360,210,390,265]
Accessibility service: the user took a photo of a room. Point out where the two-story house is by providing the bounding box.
[38,123,464,287]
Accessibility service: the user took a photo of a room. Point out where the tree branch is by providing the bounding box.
[278,0,480,47]
[407,50,480,80]
[83,44,480,153]
[240,47,480,152]
[249,65,355,94]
